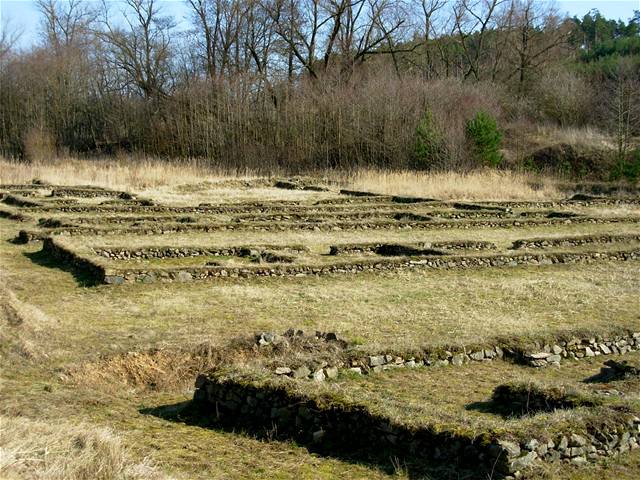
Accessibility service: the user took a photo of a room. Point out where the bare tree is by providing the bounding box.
[98,0,175,98]
[266,0,409,79]
[605,59,640,162]
[36,0,97,53]
[453,0,505,80]
[0,19,22,63]
[503,0,570,91]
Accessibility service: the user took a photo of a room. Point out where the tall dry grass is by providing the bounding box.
[0,157,262,191]
[0,416,171,480]
[1,157,562,201]
[338,169,560,201]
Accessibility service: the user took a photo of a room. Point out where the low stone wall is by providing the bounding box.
[263,330,640,381]
[15,216,640,243]
[49,187,132,198]
[193,373,510,477]
[329,240,497,255]
[193,372,640,478]
[92,244,308,260]
[511,233,640,250]
[41,238,106,283]
[1,194,43,208]
[521,334,640,367]
[96,247,640,284]
[0,207,29,222]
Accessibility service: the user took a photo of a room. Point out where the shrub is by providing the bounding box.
[413,110,447,169]
[465,111,504,167]
[530,67,592,127]
[611,148,640,182]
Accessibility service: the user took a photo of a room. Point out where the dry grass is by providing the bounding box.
[530,125,617,151]
[0,157,261,191]
[230,350,640,437]
[338,169,561,201]
[68,220,640,251]
[0,276,55,362]
[0,157,565,202]
[0,416,171,480]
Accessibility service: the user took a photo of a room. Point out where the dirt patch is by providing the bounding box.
[68,330,349,392]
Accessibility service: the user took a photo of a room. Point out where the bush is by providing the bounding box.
[530,67,592,127]
[611,148,640,182]
[465,111,503,167]
[413,110,447,169]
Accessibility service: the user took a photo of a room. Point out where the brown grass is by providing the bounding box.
[336,168,561,201]
[0,157,260,191]
[0,416,171,480]
[0,157,563,201]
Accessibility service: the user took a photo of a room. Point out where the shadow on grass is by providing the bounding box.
[23,250,100,287]
[465,400,530,419]
[140,401,483,480]
[584,360,639,384]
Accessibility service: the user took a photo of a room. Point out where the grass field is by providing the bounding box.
[1,171,639,480]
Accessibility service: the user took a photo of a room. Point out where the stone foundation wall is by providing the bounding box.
[92,244,308,260]
[193,374,510,477]
[329,240,497,255]
[16,216,640,243]
[49,187,131,198]
[512,233,640,249]
[193,373,640,478]
[41,238,106,283]
[265,331,640,381]
[99,248,639,284]
[1,194,43,208]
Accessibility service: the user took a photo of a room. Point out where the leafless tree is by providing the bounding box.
[0,19,22,63]
[98,0,176,98]
[502,0,571,91]
[36,0,97,53]
[453,0,506,80]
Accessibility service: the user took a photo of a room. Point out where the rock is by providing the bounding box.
[499,440,521,457]
[177,271,192,282]
[552,345,564,355]
[536,443,548,456]
[292,365,311,379]
[569,447,585,457]
[348,367,362,375]
[469,351,484,361]
[547,354,562,364]
[570,434,588,447]
[570,456,588,466]
[585,346,595,357]
[451,354,466,366]
[275,367,292,375]
[325,366,339,379]
[558,436,569,450]
[312,369,326,382]
[368,355,386,367]
[312,429,325,442]
[600,344,612,355]
[524,439,539,451]
[529,359,548,367]
[510,451,537,471]
[528,352,551,359]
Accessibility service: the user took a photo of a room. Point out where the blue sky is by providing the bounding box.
[1,0,638,50]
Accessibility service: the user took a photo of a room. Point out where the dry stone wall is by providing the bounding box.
[511,233,640,249]
[193,372,640,478]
